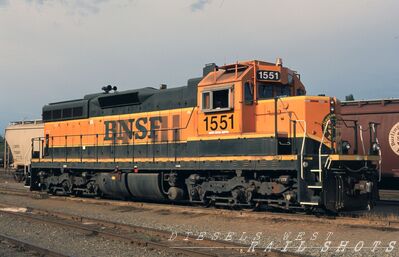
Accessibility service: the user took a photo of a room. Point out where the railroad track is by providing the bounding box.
[0,184,398,232]
[377,199,399,206]
[0,186,35,196]
[380,190,399,201]
[0,202,303,257]
[0,233,68,257]
[0,205,217,257]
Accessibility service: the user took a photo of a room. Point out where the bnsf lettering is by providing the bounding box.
[135,117,148,139]
[104,116,166,141]
[149,117,162,140]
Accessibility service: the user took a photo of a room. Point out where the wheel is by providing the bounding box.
[61,180,72,194]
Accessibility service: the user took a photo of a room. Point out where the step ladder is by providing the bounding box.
[301,120,331,206]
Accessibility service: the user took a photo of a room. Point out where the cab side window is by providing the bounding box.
[202,92,211,109]
[244,82,254,104]
[213,89,229,109]
[296,89,305,96]
[201,87,233,112]
[276,85,291,97]
[258,83,274,99]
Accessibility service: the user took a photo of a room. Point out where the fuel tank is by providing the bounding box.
[97,172,166,200]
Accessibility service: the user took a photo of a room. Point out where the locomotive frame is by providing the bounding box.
[29,60,380,212]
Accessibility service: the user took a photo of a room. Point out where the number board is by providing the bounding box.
[203,114,234,132]
[256,70,281,81]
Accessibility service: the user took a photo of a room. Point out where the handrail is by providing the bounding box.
[291,119,306,179]
[23,145,32,166]
[371,123,382,182]
[319,119,331,174]
[23,145,32,174]
[359,125,366,155]
[32,130,189,147]
[32,124,190,163]
[336,117,357,128]
[8,119,43,126]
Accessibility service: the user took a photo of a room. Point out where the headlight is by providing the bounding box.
[330,98,335,113]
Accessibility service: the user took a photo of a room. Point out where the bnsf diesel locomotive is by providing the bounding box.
[29,59,381,212]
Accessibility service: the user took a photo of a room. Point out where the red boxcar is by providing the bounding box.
[340,99,399,189]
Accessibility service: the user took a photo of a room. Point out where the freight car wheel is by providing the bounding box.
[13,171,26,183]
[47,185,54,195]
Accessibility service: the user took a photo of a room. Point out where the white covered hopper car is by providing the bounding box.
[3,120,44,181]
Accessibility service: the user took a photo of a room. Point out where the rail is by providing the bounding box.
[0,207,218,257]
[0,201,296,257]
[0,233,67,257]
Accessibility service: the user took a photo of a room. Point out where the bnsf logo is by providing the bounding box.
[103,115,180,141]
[104,116,163,141]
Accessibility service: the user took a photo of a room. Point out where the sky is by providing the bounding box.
[0,0,398,133]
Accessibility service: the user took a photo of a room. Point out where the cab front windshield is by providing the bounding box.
[257,82,291,99]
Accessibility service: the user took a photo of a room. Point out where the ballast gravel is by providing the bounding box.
[0,182,398,257]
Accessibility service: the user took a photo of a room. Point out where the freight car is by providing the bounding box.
[29,59,380,213]
[4,120,44,181]
[341,98,399,189]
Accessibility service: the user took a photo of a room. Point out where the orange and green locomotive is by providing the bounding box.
[30,59,380,212]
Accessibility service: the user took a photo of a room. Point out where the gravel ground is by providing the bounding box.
[0,210,186,257]
[0,240,37,257]
[0,169,16,183]
[0,181,398,257]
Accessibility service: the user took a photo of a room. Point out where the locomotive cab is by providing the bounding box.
[197,59,307,155]
[195,59,379,212]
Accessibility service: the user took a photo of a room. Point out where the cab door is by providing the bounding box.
[242,81,256,133]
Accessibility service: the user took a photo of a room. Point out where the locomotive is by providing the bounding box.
[29,59,380,212]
